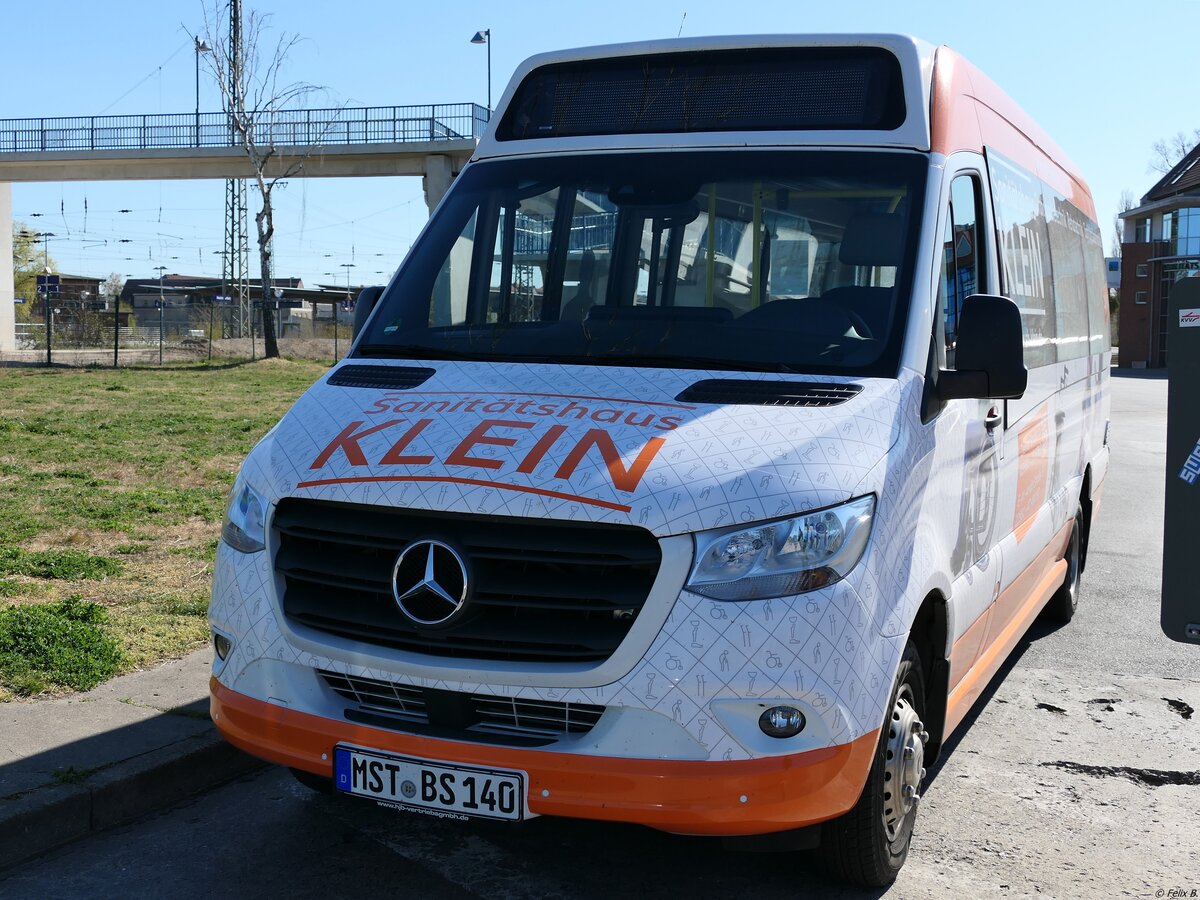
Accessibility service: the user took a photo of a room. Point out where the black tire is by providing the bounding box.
[1041,504,1083,624]
[822,642,927,887]
[289,767,334,794]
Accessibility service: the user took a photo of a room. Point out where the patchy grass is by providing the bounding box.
[0,596,125,695]
[0,548,123,580]
[0,358,327,699]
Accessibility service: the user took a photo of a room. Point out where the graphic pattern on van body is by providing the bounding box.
[209,356,1108,761]
[209,362,936,762]
[274,361,904,536]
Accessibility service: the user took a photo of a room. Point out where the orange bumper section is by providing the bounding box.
[211,678,877,835]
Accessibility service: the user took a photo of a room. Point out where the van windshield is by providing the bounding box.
[359,151,926,376]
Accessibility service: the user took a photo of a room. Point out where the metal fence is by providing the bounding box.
[0,104,489,153]
[2,316,351,368]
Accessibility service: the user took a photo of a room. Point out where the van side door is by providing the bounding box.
[935,164,1011,693]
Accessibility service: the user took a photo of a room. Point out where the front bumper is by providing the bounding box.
[212,678,877,835]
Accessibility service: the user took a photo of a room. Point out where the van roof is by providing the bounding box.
[472,34,1093,218]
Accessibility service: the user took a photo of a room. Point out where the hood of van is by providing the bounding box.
[252,360,911,538]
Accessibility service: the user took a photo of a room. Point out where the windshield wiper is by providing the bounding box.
[555,354,798,373]
[354,344,491,361]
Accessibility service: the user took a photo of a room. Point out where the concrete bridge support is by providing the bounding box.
[0,184,13,353]
[422,155,455,213]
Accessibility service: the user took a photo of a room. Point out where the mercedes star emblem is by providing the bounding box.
[391,539,469,626]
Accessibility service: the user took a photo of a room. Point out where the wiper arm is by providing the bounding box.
[354,344,487,361]
[570,353,797,373]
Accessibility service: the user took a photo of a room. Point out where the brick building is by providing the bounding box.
[1117,142,1200,368]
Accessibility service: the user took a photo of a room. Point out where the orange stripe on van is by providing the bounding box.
[295,475,634,513]
[211,680,878,835]
[948,607,992,692]
[1014,408,1050,541]
[944,520,1071,735]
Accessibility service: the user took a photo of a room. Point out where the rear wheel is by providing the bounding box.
[822,642,927,886]
[1041,504,1083,623]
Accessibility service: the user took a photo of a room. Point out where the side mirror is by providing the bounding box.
[352,285,385,340]
[937,294,1028,400]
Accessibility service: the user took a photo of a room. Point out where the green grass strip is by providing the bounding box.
[0,596,125,694]
[0,548,123,580]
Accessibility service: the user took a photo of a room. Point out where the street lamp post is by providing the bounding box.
[155,265,167,365]
[194,37,211,147]
[470,29,491,116]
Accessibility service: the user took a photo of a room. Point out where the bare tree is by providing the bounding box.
[198,1,331,358]
[102,272,125,303]
[1149,129,1200,176]
[1112,189,1135,258]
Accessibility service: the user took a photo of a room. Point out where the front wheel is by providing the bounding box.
[821,642,927,886]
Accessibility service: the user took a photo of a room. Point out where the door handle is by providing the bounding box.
[984,406,1002,430]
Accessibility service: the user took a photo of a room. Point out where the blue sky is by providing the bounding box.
[1,0,1193,287]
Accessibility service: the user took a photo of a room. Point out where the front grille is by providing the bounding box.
[320,669,427,725]
[319,669,605,746]
[277,499,661,664]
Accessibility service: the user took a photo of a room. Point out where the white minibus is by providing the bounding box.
[210,35,1110,885]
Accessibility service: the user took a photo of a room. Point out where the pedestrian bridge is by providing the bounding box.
[0,103,487,351]
[0,103,484,195]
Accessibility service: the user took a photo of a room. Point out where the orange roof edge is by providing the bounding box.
[930,45,1096,221]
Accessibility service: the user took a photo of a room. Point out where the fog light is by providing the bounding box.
[213,632,232,661]
[758,706,806,738]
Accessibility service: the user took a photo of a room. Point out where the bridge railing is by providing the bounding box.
[0,104,489,153]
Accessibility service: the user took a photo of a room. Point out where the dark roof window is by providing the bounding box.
[499,47,906,141]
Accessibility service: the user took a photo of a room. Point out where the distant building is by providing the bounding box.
[28,273,105,319]
[120,274,305,335]
[1117,142,1200,368]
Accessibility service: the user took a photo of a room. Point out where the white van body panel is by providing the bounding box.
[211,362,950,761]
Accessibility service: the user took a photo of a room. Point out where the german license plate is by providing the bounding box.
[333,746,526,821]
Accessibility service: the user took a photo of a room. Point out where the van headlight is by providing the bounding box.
[220,480,268,554]
[686,495,875,601]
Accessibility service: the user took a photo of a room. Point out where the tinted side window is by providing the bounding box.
[1046,193,1090,361]
[941,174,983,367]
[988,153,1056,368]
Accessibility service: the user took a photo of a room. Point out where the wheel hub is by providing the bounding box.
[882,688,927,841]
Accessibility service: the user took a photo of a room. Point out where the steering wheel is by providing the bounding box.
[844,308,874,340]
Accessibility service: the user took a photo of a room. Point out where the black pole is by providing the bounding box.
[43,290,51,367]
[158,270,165,366]
[43,236,51,367]
[112,291,119,368]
